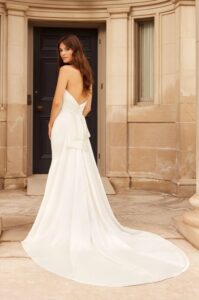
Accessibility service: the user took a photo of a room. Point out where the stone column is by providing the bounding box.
[4,3,28,189]
[106,7,130,190]
[174,0,199,249]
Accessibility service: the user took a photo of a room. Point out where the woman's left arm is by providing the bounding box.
[82,84,92,117]
[48,66,69,139]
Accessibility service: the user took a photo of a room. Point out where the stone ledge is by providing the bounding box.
[130,177,196,198]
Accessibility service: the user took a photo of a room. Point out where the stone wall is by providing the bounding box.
[0,0,197,196]
[127,5,196,196]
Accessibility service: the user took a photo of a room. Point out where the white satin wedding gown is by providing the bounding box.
[21,89,189,287]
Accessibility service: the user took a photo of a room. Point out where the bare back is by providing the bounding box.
[66,66,91,105]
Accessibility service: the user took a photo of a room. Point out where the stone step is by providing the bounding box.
[27,174,48,196]
[0,215,34,242]
[101,177,116,194]
[27,174,116,195]
[0,213,183,242]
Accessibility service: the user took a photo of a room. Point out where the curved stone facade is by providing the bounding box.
[0,0,196,196]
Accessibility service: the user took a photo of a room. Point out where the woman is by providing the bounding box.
[21,34,189,287]
[48,34,93,140]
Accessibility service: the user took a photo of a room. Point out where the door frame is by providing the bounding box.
[27,21,106,176]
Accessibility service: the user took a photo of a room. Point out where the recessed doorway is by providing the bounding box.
[33,27,98,174]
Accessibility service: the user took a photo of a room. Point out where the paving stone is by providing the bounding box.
[0,188,198,299]
[0,239,198,300]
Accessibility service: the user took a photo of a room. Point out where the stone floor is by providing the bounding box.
[0,188,199,300]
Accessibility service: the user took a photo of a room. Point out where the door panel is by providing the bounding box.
[33,27,98,173]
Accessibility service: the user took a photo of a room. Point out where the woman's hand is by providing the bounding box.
[48,123,52,140]
[82,107,91,118]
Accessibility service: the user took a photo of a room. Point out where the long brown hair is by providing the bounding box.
[57,34,93,95]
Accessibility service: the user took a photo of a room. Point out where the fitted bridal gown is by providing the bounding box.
[21,90,189,287]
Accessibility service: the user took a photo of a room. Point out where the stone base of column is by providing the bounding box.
[3,177,27,190]
[0,217,2,238]
[173,193,199,250]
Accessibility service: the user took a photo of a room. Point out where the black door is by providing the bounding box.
[33,27,98,173]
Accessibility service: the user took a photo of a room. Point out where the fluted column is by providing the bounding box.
[174,0,199,249]
[4,3,28,189]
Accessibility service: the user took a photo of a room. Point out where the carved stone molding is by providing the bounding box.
[107,6,131,18]
[4,2,29,16]
[2,0,195,10]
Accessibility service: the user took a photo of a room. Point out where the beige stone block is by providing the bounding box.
[109,48,127,77]
[4,177,27,189]
[129,171,158,180]
[0,147,6,177]
[179,103,196,122]
[128,148,156,173]
[181,38,195,71]
[180,123,196,152]
[129,123,177,148]
[162,74,178,104]
[162,43,176,75]
[8,15,26,46]
[0,121,6,147]
[8,45,24,75]
[7,104,26,122]
[130,177,177,195]
[110,18,127,47]
[0,108,6,122]
[6,105,27,151]
[108,122,127,147]
[180,70,196,98]
[180,6,196,38]
[128,104,177,123]
[27,174,47,195]
[6,146,24,176]
[180,95,196,104]
[196,42,199,108]
[0,178,4,190]
[109,177,130,191]
[107,75,127,105]
[0,217,2,236]
[23,146,27,175]
[7,74,27,104]
[156,149,177,180]
[178,150,196,178]
[107,105,127,122]
[162,12,175,44]
[109,147,127,173]
[7,120,24,147]
[197,3,199,40]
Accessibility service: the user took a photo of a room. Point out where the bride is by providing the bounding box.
[21,34,189,287]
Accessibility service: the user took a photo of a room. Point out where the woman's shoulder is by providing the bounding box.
[60,64,77,74]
